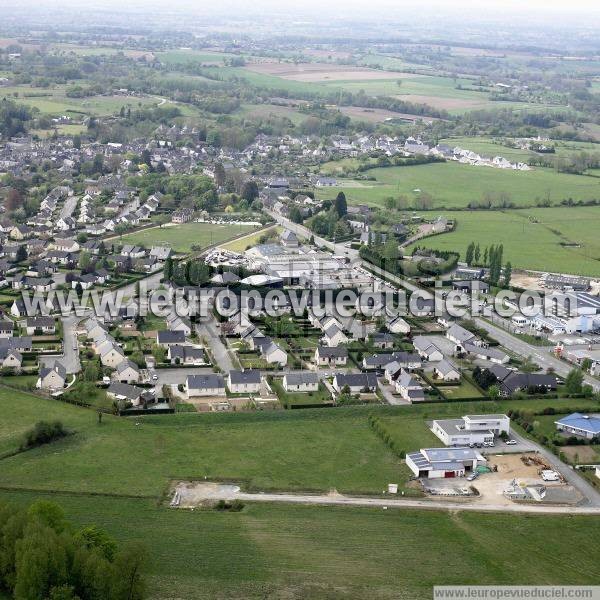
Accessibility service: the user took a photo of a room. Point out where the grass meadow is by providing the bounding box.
[115,222,258,254]
[406,207,600,276]
[2,388,600,597]
[316,162,600,209]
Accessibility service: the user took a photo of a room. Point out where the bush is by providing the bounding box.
[21,420,69,450]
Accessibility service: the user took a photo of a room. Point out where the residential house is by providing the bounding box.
[168,345,206,365]
[156,330,186,347]
[314,345,348,367]
[412,336,444,362]
[0,347,22,369]
[115,359,140,384]
[38,361,67,390]
[333,372,378,394]
[555,413,600,440]
[25,317,55,335]
[0,320,14,338]
[283,372,319,392]
[432,414,510,447]
[395,369,425,402]
[433,360,461,382]
[186,374,226,398]
[107,382,144,406]
[227,369,261,394]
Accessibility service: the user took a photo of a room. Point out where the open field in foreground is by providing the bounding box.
[316,162,600,209]
[406,207,600,277]
[115,222,258,254]
[0,490,599,599]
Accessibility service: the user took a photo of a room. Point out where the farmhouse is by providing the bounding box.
[227,369,262,394]
[283,372,319,392]
[432,414,510,446]
[406,447,486,479]
[555,413,600,440]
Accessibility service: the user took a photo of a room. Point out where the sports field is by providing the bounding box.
[406,207,600,276]
[115,222,258,254]
[316,162,600,209]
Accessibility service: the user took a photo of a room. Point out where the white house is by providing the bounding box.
[186,374,226,398]
[227,370,261,394]
[283,372,319,392]
[433,360,460,382]
[37,361,67,390]
[405,447,486,479]
[115,359,140,384]
[412,336,444,362]
[431,414,510,446]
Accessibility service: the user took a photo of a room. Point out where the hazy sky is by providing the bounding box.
[2,0,599,30]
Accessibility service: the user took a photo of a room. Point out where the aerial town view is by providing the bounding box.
[0,0,600,598]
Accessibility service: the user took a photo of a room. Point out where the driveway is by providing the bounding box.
[196,319,236,372]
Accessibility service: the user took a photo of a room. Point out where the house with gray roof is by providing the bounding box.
[283,372,319,392]
[227,369,262,394]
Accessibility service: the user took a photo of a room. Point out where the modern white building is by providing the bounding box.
[431,414,510,446]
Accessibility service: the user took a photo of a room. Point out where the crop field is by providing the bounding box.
[115,222,258,253]
[158,49,242,65]
[406,207,600,276]
[316,162,600,209]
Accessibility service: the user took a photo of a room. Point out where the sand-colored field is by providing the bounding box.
[245,61,418,82]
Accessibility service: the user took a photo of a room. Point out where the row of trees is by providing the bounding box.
[0,500,146,599]
[465,242,511,287]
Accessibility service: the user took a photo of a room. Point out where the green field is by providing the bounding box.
[1,84,160,117]
[2,387,600,597]
[407,207,600,276]
[317,162,600,209]
[218,225,280,253]
[1,491,599,600]
[115,222,258,253]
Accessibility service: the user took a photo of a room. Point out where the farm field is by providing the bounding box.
[115,222,258,253]
[406,207,600,276]
[316,162,600,209]
[1,490,599,600]
[1,84,159,117]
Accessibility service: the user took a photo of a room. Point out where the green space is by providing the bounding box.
[115,222,258,254]
[1,491,600,600]
[219,225,281,253]
[436,379,485,400]
[1,84,159,117]
[316,161,600,209]
[406,207,600,276]
[271,379,333,408]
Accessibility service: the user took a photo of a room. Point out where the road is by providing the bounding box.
[196,319,236,372]
[59,195,78,220]
[173,482,600,515]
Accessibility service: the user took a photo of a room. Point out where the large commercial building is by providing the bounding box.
[405,447,486,479]
[431,414,510,446]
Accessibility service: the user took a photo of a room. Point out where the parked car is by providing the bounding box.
[466,472,479,481]
[506,440,517,445]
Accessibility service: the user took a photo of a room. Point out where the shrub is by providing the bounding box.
[21,420,69,450]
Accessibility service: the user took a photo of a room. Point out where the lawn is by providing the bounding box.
[405,207,600,276]
[436,379,485,400]
[316,162,600,209]
[1,491,599,599]
[115,222,258,254]
[271,380,333,408]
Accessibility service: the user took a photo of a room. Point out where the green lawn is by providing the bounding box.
[1,491,599,599]
[406,207,600,276]
[316,162,600,209]
[115,222,257,254]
